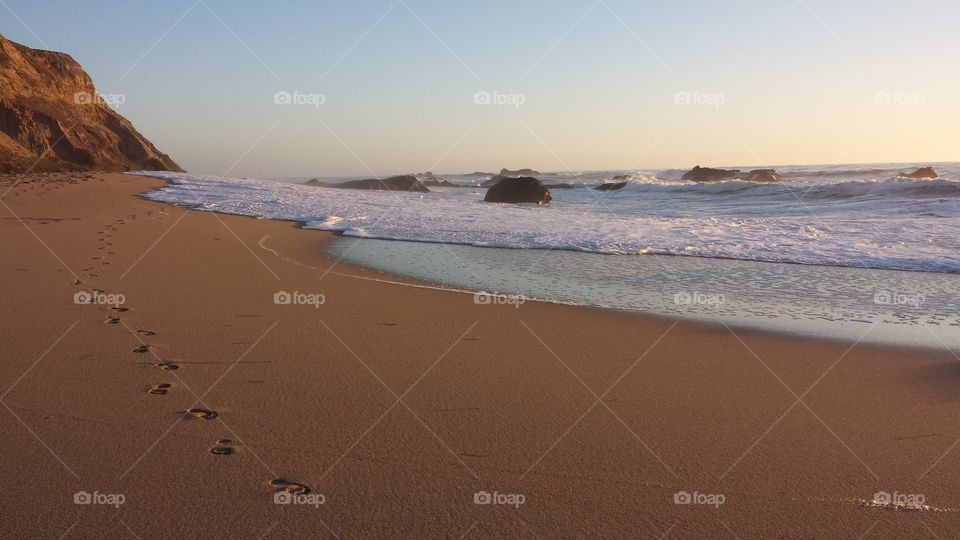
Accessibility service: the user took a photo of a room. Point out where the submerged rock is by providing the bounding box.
[595,181,627,191]
[306,175,429,192]
[898,167,938,179]
[484,177,552,204]
[682,166,781,183]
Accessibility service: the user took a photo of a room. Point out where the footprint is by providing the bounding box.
[184,408,219,420]
[270,479,311,495]
[104,317,121,325]
[137,330,156,337]
[155,361,179,371]
[148,383,171,395]
[111,307,129,313]
[209,439,236,455]
[132,345,150,353]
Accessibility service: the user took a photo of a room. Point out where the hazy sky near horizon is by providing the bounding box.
[2,0,959,177]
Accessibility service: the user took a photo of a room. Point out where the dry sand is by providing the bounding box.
[1,173,958,538]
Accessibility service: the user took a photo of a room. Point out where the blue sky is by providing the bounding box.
[2,0,958,176]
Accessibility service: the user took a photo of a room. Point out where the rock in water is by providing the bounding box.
[481,174,508,187]
[484,177,552,204]
[308,175,429,192]
[898,167,938,179]
[500,168,541,176]
[741,169,781,183]
[0,35,181,173]
[681,166,781,183]
[595,181,627,191]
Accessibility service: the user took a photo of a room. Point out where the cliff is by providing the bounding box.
[0,35,182,173]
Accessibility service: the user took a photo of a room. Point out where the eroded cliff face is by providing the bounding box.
[0,35,182,173]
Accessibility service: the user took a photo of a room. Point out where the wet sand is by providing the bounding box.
[0,172,958,538]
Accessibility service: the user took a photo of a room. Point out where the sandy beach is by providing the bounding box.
[0,172,958,538]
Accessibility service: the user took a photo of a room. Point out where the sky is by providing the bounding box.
[2,0,959,177]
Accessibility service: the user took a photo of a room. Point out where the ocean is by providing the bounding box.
[136,163,960,349]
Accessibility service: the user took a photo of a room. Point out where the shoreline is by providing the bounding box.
[137,175,957,353]
[2,172,959,538]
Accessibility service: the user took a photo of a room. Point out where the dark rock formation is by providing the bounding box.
[483,177,551,204]
[0,35,181,173]
[595,181,627,191]
[681,166,781,183]
[500,168,540,176]
[307,175,429,192]
[742,169,781,183]
[481,174,508,187]
[898,167,938,179]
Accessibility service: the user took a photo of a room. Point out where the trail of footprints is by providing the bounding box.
[105,300,314,500]
[81,204,314,501]
[20,177,309,501]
